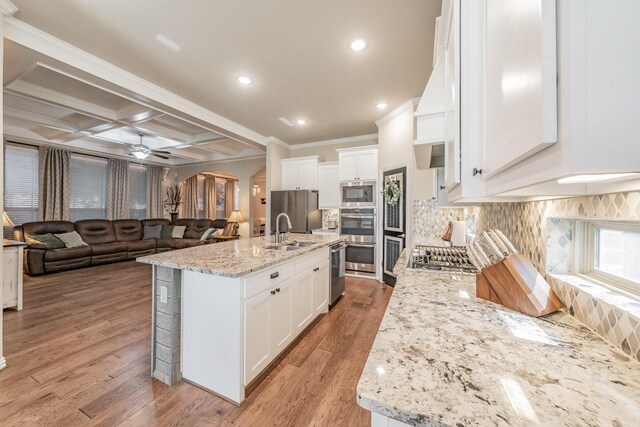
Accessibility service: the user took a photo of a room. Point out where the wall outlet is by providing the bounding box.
[160,286,168,304]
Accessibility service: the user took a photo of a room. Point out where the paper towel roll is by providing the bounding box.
[450,221,467,247]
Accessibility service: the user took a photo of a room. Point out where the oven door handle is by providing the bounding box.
[346,242,376,248]
[341,215,375,219]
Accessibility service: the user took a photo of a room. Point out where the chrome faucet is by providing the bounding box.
[275,213,293,244]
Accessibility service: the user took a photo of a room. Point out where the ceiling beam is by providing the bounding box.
[4,105,80,132]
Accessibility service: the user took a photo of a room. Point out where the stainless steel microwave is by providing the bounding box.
[340,182,376,207]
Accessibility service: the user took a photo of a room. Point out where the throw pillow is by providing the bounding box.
[143,225,162,240]
[172,225,187,238]
[55,231,89,248]
[200,227,217,241]
[160,225,174,239]
[27,233,65,249]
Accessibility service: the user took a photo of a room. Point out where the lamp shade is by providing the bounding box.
[3,211,15,227]
[227,210,244,223]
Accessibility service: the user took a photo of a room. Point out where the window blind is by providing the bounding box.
[129,164,147,219]
[4,144,39,227]
[70,154,108,221]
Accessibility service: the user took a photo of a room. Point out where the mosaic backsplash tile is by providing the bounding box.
[321,209,339,229]
[412,200,479,243]
[475,191,640,362]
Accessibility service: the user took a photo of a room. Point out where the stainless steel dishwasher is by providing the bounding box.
[330,241,347,307]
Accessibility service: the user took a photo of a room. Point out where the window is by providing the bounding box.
[70,155,108,221]
[129,164,147,219]
[579,221,640,296]
[216,178,226,219]
[234,180,240,211]
[4,144,39,231]
[197,175,205,219]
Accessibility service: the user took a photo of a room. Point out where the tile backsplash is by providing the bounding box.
[321,209,339,229]
[412,191,640,362]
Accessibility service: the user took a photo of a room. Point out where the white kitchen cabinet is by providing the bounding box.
[244,289,273,383]
[313,260,329,314]
[270,278,294,355]
[317,162,340,209]
[3,242,25,310]
[293,268,314,333]
[443,0,461,189]
[280,156,319,190]
[337,146,378,182]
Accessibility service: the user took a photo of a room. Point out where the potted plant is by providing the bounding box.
[164,184,182,222]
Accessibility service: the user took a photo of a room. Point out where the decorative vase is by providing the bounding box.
[170,212,178,222]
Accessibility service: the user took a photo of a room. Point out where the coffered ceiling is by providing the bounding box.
[7,0,441,146]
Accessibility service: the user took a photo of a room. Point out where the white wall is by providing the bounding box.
[265,140,290,234]
[377,100,435,249]
[175,157,266,238]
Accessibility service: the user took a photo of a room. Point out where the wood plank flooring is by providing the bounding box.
[0,261,392,426]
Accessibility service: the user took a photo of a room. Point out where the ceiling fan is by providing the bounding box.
[129,132,172,160]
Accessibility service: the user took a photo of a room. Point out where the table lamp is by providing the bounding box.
[227,210,244,224]
[3,211,15,227]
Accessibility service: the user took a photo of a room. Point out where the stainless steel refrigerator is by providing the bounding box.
[270,190,322,234]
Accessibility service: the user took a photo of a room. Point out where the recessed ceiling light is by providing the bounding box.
[237,76,252,85]
[349,37,368,52]
[296,119,307,126]
[376,102,388,110]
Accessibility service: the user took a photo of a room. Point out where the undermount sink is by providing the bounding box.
[264,240,317,251]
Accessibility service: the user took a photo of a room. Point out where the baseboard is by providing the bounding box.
[0,356,7,371]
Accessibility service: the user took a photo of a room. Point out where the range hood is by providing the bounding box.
[414,55,445,169]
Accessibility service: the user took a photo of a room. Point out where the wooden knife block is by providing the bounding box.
[476,253,564,317]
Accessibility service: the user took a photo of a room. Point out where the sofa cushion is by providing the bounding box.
[169,239,203,249]
[75,220,117,245]
[28,233,66,249]
[141,218,171,227]
[173,219,197,238]
[160,225,174,239]
[91,242,128,256]
[113,219,143,242]
[200,228,217,241]
[189,219,215,239]
[44,246,92,262]
[143,225,162,240]
[55,231,89,248]
[23,221,75,240]
[127,239,156,252]
[171,226,187,238]
[212,218,228,229]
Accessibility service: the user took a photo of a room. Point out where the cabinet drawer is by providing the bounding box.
[244,261,294,300]
[295,248,328,275]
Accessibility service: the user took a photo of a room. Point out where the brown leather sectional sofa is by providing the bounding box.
[14,218,227,276]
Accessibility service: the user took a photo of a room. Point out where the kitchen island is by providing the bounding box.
[137,234,344,404]
[357,247,640,426]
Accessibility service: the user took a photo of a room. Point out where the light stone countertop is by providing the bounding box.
[356,247,640,426]
[137,234,344,277]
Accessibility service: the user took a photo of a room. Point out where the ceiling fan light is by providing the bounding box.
[132,151,149,160]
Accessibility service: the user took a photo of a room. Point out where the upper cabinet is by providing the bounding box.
[424,0,640,202]
[317,162,340,209]
[337,146,378,182]
[280,156,318,190]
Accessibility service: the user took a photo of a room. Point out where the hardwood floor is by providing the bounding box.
[0,261,392,426]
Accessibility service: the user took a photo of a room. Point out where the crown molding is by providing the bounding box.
[374,97,421,127]
[0,0,17,16]
[289,133,378,150]
[3,17,268,146]
[266,136,290,149]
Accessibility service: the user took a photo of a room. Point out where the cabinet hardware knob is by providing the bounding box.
[271,290,276,295]
[440,185,445,190]
[276,288,281,293]
[472,168,483,176]
[270,272,279,279]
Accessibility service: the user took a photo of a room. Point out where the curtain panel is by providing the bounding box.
[225,179,236,218]
[181,175,199,218]
[106,158,130,220]
[204,175,217,219]
[146,165,165,218]
[38,146,71,221]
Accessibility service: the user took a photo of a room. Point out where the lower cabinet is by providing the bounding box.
[244,247,330,386]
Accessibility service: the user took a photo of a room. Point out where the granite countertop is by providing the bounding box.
[356,247,640,426]
[137,234,344,277]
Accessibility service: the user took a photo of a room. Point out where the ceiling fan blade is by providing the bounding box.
[150,153,170,160]
[151,150,171,154]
